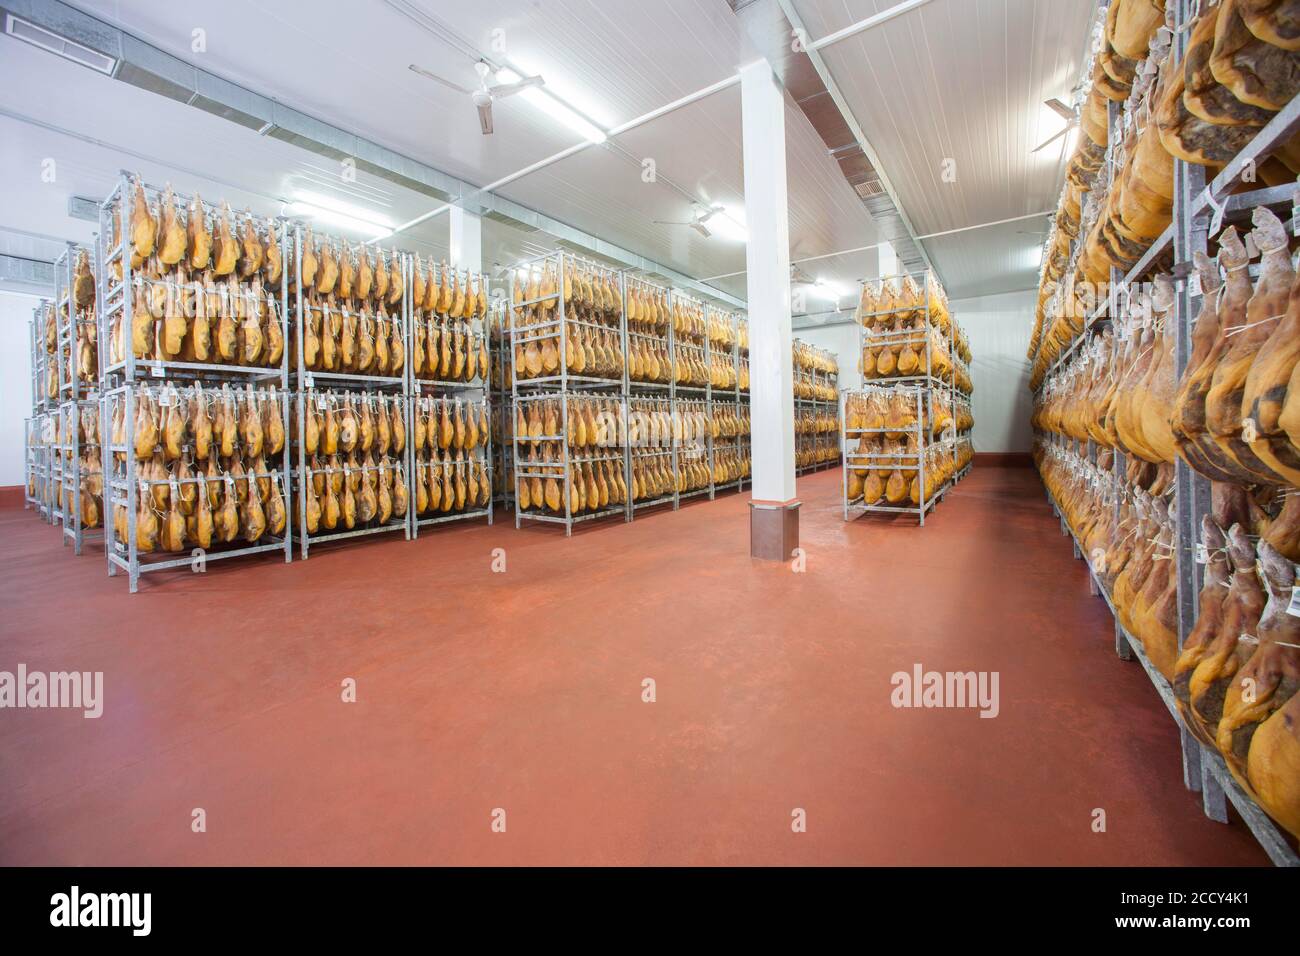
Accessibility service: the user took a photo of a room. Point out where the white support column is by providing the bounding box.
[449,205,482,272]
[878,240,898,278]
[741,59,798,559]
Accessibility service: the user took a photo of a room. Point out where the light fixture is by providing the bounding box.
[708,205,748,243]
[496,67,607,144]
[1024,245,1045,270]
[285,190,393,239]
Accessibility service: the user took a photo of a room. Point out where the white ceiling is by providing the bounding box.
[28,0,876,304]
[790,0,1095,297]
[0,0,1091,308]
[0,38,532,258]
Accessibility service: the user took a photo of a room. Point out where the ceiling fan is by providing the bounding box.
[790,265,816,286]
[1031,97,1079,153]
[409,60,544,135]
[653,204,728,238]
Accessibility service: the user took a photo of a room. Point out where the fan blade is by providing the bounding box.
[408,64,473,95]
[1045,97,1075,121]
[477,100,494,136]
[1031,125,1071,153]
[489,76,544,98]
[691,221,711,238]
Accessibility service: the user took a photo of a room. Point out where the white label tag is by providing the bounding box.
[1288,586,1300,618]
[150,365,164,378]
[1187,272,1201,297]
[316,396,327,410]
[1196,543,1208,564]
[1241,418,1258,444]
[303,374,314,389]
[158,390,173,407]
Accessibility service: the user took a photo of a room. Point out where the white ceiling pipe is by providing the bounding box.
[385,0,934,244]
[807,0,937,51]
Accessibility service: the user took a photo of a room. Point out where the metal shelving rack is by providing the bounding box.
[408,257,493,537]
[32,301,60,525]
[55,243,103,554]
[709,309,750,496]
[667,289,710,507]
[512,390,629,532]
[794,340,840,477]
[509,249,629,535]
[487,298,514,510]
[841,383,952,527]
[1029,0,1300,867]
[97,173,293,591]
[504,254,755,526]
[856,269,960,468]
[289,227,411,558]
[26,306,49,518]
[23,417,39,512]
[846,268,963,518]
[625,275,678,512]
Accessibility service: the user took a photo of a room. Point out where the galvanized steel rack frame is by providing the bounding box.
[26,304,56,520]
[487,301,515,510]
[508,248,630,535]
[1030,0,1300,867]
[794,341,840,477]
[55,243,104,554]
[626,274,680,512]
[705,305,750,496]
[854,268,963,479]
[506,253,753,529]
[511,390,630,532]
[407,257,494,537]
[289,225,413,558]
[840,384,953,527]
[97,173,293,592]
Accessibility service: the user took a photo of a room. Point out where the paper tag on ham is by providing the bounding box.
[1187,272,1201,297]
[1288,587,1300,618]
[150,365,165,378]
[1196,543,1209,564]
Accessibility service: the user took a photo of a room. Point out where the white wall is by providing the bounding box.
[0,292,39,487]
[796,287,1035,453]
[952,289,1035,454]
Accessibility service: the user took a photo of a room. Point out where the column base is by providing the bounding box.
[749,499,800,561]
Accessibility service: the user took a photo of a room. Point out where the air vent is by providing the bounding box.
[854,180,885,199]
[4,13,116,75]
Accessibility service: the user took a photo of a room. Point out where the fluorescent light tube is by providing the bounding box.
[811,277,844,300]
[287,190,393,239]
[497,68,607,144]
[709,206,748,242]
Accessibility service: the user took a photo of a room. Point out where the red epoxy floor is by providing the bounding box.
[0,466,1267,865]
